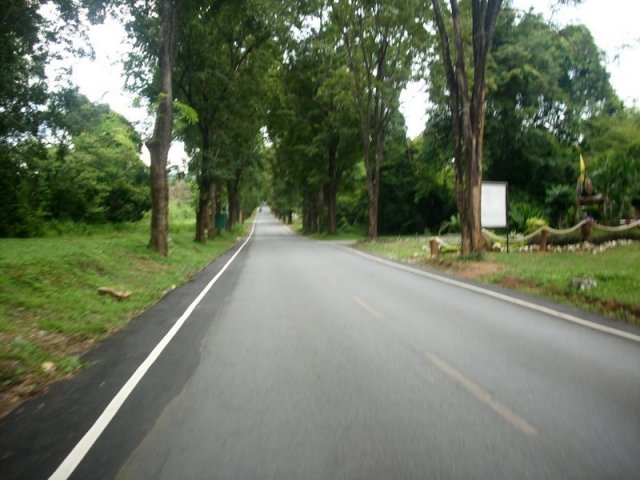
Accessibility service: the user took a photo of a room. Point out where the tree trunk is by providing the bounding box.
[325,139,340,235]
[325,182,338,234]
[195,183,209,243]
[316,187,323,233]
[456,136,485,254]
[226,173,241,230]
[431,0,502,254]
[207,182,216,239]
[464,139,484,252]
[302,189,323,234]
[367,120,384,240]
[215,182,222,218]
[365,170,378,239]
[226,180,236,231]
[367,180,378,239]
[146,0,178,256]
[302,193,313,233]
[360,132,377,240]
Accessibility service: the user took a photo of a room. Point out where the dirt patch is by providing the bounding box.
[495,276,539,289]
[133,258,168,272]
[596,299,640,323]
[453,261,506,279]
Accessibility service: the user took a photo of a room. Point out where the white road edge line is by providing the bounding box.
[49,218,258,480]
[342,247,640,344]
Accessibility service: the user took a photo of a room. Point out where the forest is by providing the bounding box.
[1,0,638,253]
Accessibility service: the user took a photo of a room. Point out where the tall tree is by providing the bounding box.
[315,39,362,234]
[174,0,288,241]
[146,0,179,255]
[0,1,89,237]
[585,110,640,223]
[267,13,361,235]
[48,90,150,223]
[332,0,425,239]
[483,9,619,202]
[267,52,327,233]
[430,0,502,253]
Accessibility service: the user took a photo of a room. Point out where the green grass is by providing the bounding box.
[359,236,433,261]
[482,245,640,322]
[357,237,640,323]
[0,203,251,408]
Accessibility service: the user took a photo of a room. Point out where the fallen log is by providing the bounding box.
[97,287,131,301]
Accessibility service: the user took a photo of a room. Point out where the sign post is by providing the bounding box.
[481,181,509,252]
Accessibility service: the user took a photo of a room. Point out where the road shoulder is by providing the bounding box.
[337,243,640,342]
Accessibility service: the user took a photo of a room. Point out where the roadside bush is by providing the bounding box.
[545,184,576,228]
[525,216,548,234]
[337,192,367,231]
[509,201,545,232]
[438,214,460,234]
[1,93,150,237]
[104,181,151,222]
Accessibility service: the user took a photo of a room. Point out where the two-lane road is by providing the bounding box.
[2,208,639,479]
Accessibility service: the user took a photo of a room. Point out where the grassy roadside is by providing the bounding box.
[357,237,640,324]
[0,205,251,417]
[481,247,640,322]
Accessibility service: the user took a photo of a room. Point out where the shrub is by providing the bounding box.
[545,184,576,228]
[438,214,460,234]
[525,216,548,234]
[509,201,545,232]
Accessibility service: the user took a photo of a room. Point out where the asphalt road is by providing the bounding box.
[2,208,639,479]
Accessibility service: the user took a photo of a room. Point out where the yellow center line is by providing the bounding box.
[352,295,384,320]
[425,352,538,436]
[323,274,341,288]
[350,294,537,436]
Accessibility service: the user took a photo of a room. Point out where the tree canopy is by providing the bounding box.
[0,90,149,236]
[1,0,637,242]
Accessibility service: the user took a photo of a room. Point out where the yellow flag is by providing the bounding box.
[579,153,586,183]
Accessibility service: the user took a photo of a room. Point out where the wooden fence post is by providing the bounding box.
[429,238,439,259]
[539,229,549,252]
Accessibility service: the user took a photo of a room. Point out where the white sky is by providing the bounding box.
[68,1,640,154]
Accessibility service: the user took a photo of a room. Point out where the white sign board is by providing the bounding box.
[481,182,508,228]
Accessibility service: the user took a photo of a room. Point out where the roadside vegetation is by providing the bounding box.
[0,202,250,417]
[268,4,640,249]
[3,0,639,416]
[358,236,640,324]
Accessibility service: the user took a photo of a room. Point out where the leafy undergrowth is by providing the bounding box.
[0,210,250,418]
[358,238,640,324]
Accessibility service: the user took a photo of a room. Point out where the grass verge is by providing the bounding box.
[0,205,251,417]
[358,237,640,324]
